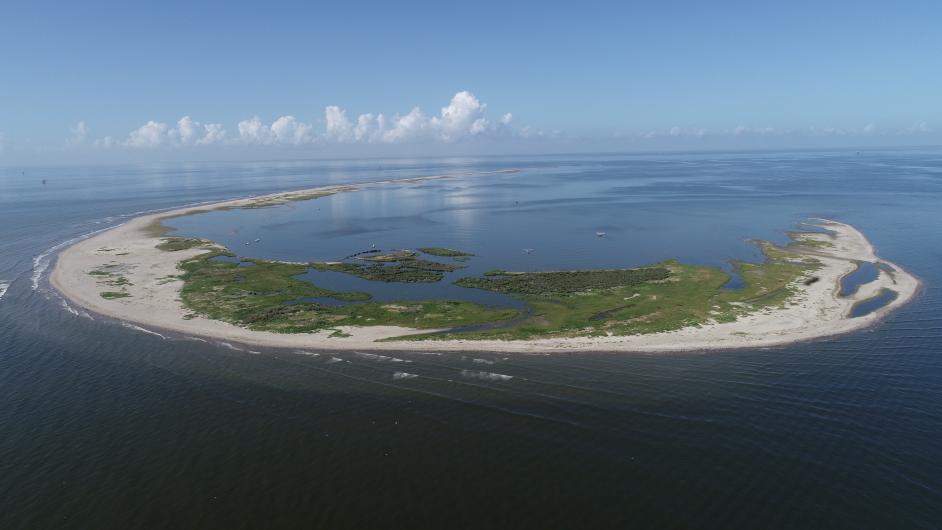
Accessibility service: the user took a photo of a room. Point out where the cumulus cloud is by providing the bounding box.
[271,116,313,144]
[122,116,226,148]
[126,120,170,147]
[94,91,525,150]
[66,121,89,146]
[324,106,353,142]
[323,91,508,144]
[236,115,314,145]
[200,123,227,145]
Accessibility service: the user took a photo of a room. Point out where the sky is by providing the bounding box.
[1,0,940,163]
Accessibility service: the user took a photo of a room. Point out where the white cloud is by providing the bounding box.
[91,91,525,150]
[122,116,226,148]
[900,122,931,135]
[237,117,272,144]
[94,136,115,149]
[126,120,171,147]
[199,123,227,145]
[324,106,353,142]
[237,115,315,145]
[271,116,313,145]
[67,121,89,146]
[431,91,488,141]
[321,91,509,144]
[354,113,385,142]
[382,107,430,143]
[173,116,199,145]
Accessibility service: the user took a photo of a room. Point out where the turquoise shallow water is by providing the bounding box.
[1,151,941,529]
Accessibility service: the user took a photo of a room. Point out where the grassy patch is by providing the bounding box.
[418,247,474,257]
[455,267,669,295]
[168,230,818,341]
[313,253,464,283]
[89,263,133,293]
[402,241,818,341]
[156,237,209,252]
[176,253,517,333]
[361,250,416,262]
[100,291,130,299]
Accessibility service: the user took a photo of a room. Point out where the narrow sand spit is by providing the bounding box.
[51,178,920,353]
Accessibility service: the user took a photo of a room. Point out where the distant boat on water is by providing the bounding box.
[596,231,606,237]
[523,248,534,254]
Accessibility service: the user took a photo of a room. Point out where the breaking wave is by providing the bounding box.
[121,322,167,339]
[355,352,409,363]
[0,282,9,302]
[392,372,418,380]
[32,225,115,292]
[460,370,514,382]
[30,199,217,294]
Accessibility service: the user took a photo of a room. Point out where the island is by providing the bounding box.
[50,175,920,353]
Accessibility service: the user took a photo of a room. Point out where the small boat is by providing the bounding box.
[596,231,606,237]
[254,238,261,242]
[244,242,250,245]
[523,248,534,254]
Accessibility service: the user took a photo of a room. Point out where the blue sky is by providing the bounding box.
[2,0,940,162]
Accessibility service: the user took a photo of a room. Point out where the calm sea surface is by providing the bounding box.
[1,151,941,529]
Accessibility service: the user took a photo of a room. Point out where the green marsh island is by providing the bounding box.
[52,178,917,352]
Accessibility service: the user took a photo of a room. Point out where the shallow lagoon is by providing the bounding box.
[165,165,831,302]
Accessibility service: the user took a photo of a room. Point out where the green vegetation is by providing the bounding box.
[314,251,464,283]
[398,240,819,341]
[165,226,819,340]
[419,247,475,257]
[90,263,133,299]
[361,250,416,262]
[176,251,517,333]
[156,237,210,252]
[797,238,834,249]
[454,267,669,294]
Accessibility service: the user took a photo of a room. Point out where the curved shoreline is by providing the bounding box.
[50,176,921,353]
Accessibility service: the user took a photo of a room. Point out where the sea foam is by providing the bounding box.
[460,370,514,382]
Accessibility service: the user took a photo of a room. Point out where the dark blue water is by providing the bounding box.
[2,151,942,529]
[841,261,881,297]
[851,289,901,318]
[294,268,525,308]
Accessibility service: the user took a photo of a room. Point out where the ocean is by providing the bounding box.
[1,150,941,529]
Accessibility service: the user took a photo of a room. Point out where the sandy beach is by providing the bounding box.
[50,178,921,353]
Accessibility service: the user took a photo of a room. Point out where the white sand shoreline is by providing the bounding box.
[50,175,921,353]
